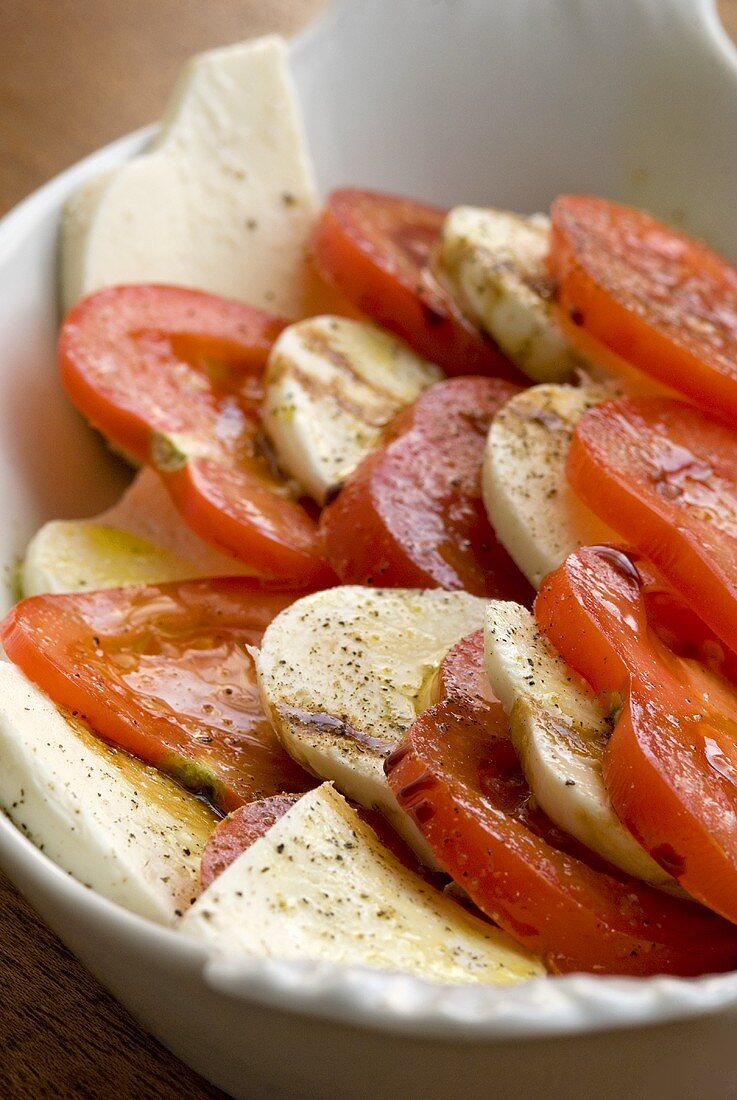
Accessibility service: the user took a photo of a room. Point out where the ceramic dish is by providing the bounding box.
[2,1,737,1096]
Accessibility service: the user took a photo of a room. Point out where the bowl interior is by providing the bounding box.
[1,0,737,1054]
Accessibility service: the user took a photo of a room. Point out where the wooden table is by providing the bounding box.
[0,2,736,1096]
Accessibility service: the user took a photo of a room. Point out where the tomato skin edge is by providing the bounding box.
[566,402,737,657]
[0,579,316,815]
[164,463,336,587]
[312,191,521,381]
[535,547,737,925]
[549,197,737,424]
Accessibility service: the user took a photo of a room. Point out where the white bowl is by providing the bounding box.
[2,1,737,1096]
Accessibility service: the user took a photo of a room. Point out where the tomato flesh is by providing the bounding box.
[568,395,737,655]
[550,195,737,421]
[0,578,314,814]
[311,188,519,378]
[201,794,302,887]
[536,546,737,923]
[58,285,331,585]
[321,376,532,599]
[386,630,737,975]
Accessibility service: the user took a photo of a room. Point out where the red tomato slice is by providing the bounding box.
[567,395,737,655]
[321,376,532,599]
[311,188,519,379]
[550,195,737,420]
[0,578,315,814]
[386,631,737,975]
[636,557,737,685]
[201,794,302,887]
[536,545,737,923]
[59,285,332,585]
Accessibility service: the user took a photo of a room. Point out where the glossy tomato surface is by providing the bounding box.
[550,195,737,421]
[322,376,532,600]
[1,578,315,813]
[387,631,737,975]
[312,188,518,378]
[59,285,331,585]
[567,396,737,655]
[537,546,737,923]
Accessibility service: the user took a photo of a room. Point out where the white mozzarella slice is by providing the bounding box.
[483,601,675,891]
[438,206,590,382]
[483,383,617,588]
[21,521,206,597]
[255,586,487,861]
[263,316,441,504]
[60,36,329,318]
[179,783,543,985]
[0,664,216,922]
[22,468,254,597]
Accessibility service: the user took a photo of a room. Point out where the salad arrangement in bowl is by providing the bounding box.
[4,2,737,1095]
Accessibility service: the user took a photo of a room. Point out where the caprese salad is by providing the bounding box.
[3,34,737,986]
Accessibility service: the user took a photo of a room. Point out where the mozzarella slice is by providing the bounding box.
[21,522,205,597]
[255,586,487,860]
[22,468,253,596]
[60,36,329,317]
[179,784,543,985]
[483,383,617,588]
[438,206,592,382]
[0,663,217,922]
[263,316,441,504]
[483,601,675,891]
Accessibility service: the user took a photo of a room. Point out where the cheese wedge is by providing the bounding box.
[60,36,326,317]
[483,601,676,891]
[483,383,617,588]
[22,468,253,596]
[21,522,203,597]
[179,784,543,985]
[0,663,216,922]
[255,586,487,860]
[263,316,441,504]
[438,206,590,382]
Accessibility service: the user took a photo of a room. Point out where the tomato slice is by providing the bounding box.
[321,376,532,599]
[536,545,737,923]
[550,195,737,420]
[201,794,302,887]
[636,557,737,686]
[567,395,737,654]
[59,285,332,585]
[386,631,737,975]
[311,188,519,379]
[0,578,315,814]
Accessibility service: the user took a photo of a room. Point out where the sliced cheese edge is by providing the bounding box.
[179,783,543,985]
[22,467,255,596]
[263,315,441,504]
[484,601,676,891]
[255,586,488,863]
[60,36,329,318]
[0,663,216,922]
[438,206,588,383]
[482,382,617,588]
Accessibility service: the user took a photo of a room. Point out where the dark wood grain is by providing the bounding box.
[0,2,736,1097]
[0,876,226,1098]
